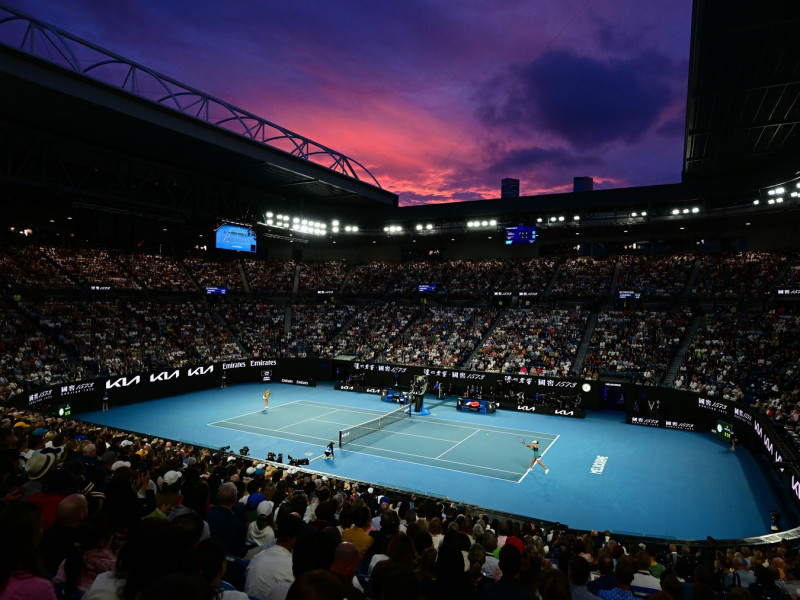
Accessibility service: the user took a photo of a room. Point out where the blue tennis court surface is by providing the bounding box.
[78,382,785,540]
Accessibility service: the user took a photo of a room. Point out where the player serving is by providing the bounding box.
[262,388,270,412]
[522,439,549,474]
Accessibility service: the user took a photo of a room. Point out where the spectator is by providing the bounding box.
[245,512,305,600]
[0,502,56,600]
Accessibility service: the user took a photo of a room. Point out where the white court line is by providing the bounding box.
[435,428,480,459]
[207,421,327,443]
[540,434,559,458]
[342,442,521,481]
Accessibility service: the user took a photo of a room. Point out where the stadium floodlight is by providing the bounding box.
[550,216,557,222]
[481,220,488,226]
[753,199,760,205]
[352,226,359,232]
[489,219,497,226]
[691,207,699,213]
[293,217,300,223]
[383,226,389,232]
[776,197,784,203]
[768,199,775,205]
[332,227,339,233]
[776,187,785,194]
[331,220,339,226]
[416,224,423,230]
[768,190,775,195]
[672,209,680,215]
[345,225,352,232]
[573,215,580,221]
[641,211,647,216]
[266,211,273,218]
[537,217,543,223]
[682,208,689,214]
[425,224,433,230]
[558,216,565,222]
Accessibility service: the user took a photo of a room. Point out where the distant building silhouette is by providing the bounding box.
[501,178,520,198]
[573,176,594,192]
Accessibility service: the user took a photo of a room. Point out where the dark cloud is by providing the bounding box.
[488,146,604,175]
[476,49,680,149]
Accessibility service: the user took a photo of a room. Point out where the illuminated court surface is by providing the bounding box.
[79,382,785,540]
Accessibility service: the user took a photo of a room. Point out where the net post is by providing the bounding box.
[338,430,343,449]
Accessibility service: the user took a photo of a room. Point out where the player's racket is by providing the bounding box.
[518,437,526,444]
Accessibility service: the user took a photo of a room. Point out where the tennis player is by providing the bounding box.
[324,441,335,459]
[262,388,270,412]
[526,440,549,474]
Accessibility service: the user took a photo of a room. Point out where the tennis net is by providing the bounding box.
[338,404,411,448]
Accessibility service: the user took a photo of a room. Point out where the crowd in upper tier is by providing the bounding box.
[1,406,799,600]
[1,245,799,426]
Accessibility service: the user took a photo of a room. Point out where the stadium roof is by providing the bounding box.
[1,1,799,249]
[683,0,800,184]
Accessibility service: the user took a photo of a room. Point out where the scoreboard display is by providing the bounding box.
[56,402,71,418]
[505,226,537,245]
[715,419,733,442]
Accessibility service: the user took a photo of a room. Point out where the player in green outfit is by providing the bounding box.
[526,440,549,474]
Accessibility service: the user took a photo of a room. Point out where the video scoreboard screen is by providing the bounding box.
[215,223,256,253]
[505,226,537,245]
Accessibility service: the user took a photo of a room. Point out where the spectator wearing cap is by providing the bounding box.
[22,451,56,500]
[104,461,156,530]
[206,482,248,558]
[39,493,88,576]
[245,512,305,600]
[157,470,182,509]
[246,500,276,556]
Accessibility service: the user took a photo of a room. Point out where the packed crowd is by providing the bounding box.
[466,308,590,378]
[373,307,499,368]
[216,302,288,357]
[581,309,692,385]
[549,258,615,298]
[322,303,422,360]
[494,257,559,293]
[43,248,140,290]
[2,407,798,600]
[675,309,800,404]
[244,260,296,295]
[118,253,196,292]
[692,251,788,297]
[183,257,244,291]
[2,244,800,413]
[616,255,695,298]
[1,245,795,301]
[283,305,357,358]
[298,261,350,293]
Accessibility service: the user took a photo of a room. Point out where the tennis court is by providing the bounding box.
[210,399,557,481]
[77,381,787,540]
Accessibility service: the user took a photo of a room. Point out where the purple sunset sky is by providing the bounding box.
[8,1,692,206]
